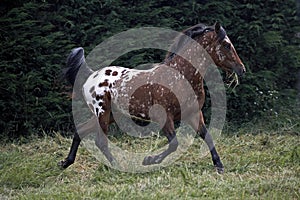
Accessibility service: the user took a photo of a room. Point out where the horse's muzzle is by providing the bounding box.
[234,64,246,77]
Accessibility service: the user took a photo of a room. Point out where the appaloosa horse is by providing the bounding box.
[60,22,245,174]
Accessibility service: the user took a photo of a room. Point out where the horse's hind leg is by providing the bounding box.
[95,110,117,166]
[59,131,81,168]
[142,115,178,165]
[59,116,98,168]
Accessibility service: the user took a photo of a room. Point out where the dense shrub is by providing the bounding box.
[0,0,299,137]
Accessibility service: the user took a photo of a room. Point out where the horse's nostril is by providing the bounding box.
[235,65,246,77]
[240,65,246,74]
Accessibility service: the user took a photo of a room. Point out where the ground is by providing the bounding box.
[0,127,299,199]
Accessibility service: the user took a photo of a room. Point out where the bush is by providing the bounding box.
[0,0,299,137]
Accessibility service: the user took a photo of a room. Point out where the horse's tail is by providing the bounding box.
[64,47,93,87]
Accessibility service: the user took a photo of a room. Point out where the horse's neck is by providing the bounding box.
[164,57,204,96]
[166,33,219,78]
[164,37,217,94]
[165,49,208,82]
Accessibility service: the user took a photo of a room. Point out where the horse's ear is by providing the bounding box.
[215,22,221,34]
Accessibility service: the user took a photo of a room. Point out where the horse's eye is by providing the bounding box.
[224,42,231,50]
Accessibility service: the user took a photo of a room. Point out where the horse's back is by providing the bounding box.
[82,65,160,116]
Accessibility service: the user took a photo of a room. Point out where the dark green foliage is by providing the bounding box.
[1,0,299,137]
[224,1,300,121]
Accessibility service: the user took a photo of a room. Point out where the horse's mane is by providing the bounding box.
[165,23,226,62]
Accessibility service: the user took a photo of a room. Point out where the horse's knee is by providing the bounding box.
[169,139,178,152]
[168,135,178,152]
[165,131,178,152]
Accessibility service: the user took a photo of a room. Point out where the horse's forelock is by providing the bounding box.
[183,23,227,43]
[165,24,218,61]
[165,24,212,61]
[183,24,214,40]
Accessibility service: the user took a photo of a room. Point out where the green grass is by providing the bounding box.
[0,128,299,199]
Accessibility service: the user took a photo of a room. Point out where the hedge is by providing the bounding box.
[1,0,299,137]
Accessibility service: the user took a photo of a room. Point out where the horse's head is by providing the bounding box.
[200,22,246,77]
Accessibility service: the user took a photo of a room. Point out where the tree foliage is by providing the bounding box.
[0,0,299,137]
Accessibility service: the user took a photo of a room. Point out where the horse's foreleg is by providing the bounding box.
[142,132,178,165]
[199,124,224,174]
[189,111,224,174]
[142,115,178,165]
[59,116,98,169]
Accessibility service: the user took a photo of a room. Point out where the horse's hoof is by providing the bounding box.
[142,155,153,165]
[110,159,120,169]
[213,159,224,174]
[58,159,72,169]
[58,160,66,169]
[215,166,224,174]
[142,155,162,165]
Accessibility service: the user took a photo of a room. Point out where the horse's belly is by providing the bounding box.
[114,83,181,121]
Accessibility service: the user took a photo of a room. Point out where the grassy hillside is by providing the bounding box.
[0,127,299,199]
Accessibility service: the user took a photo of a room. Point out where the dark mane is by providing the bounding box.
[165,23,226,62]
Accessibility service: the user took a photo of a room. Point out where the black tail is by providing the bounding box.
[64,47,93,87]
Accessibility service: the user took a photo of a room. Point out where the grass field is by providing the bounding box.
[0,121,299,199]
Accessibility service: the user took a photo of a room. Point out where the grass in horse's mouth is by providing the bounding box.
[226,72,239,89]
